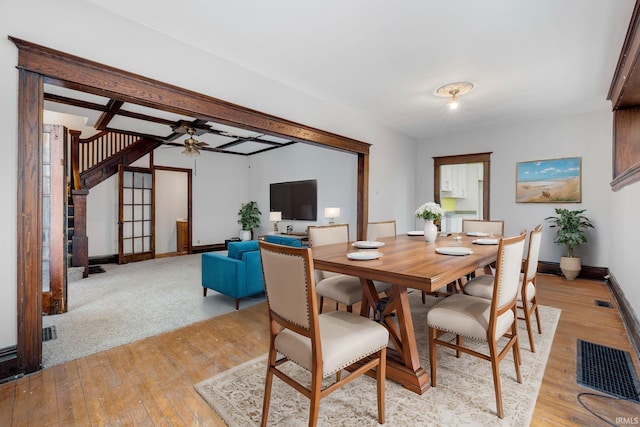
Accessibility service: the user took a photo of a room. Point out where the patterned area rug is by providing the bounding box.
[195,292,561,426]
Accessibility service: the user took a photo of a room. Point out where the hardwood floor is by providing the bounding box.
[0,274,638,426]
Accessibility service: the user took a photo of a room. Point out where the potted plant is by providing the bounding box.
[237,201,262,240]
[545,208,594,280]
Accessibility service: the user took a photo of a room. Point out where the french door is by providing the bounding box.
[42,125,67,314]
[118,166,154,264]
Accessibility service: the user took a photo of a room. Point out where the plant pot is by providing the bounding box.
[424,220,438,242]
[560,256,581,280]
[239,230,252,241]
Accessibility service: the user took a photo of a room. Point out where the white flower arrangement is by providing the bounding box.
[415,202,444,221]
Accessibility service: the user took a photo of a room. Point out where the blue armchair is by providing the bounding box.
[201,236,305,309]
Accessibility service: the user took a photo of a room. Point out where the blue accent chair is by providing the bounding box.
[201,236,305,309]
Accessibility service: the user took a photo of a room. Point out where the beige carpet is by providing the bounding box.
[195,292,561,426]
[42,253,264,367]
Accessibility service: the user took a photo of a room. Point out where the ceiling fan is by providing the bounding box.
[180,127,209,157]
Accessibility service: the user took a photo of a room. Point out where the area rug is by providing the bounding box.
[195,292,561,426]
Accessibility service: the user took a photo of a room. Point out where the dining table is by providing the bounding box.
[311,232,500,395]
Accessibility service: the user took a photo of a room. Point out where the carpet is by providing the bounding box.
[42,253,264,367]
[195,292,561,426]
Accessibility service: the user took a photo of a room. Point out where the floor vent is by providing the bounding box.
[595,300,612,308]
[577,339,640,401]
[42,325,57,342]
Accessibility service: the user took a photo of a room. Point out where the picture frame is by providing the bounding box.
[516,157,582,203]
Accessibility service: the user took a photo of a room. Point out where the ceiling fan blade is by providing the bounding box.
[195,141,209,147]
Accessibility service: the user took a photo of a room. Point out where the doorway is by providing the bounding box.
[154,167,191,256]
[13,36,371,374]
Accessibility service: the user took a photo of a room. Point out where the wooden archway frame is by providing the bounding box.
[10,36,370,374]
[433,152,491,220]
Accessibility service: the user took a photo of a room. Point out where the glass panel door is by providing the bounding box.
[118,166,154,263]
[42,124,67,314]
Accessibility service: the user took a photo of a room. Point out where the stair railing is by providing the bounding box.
[70,129,141,190]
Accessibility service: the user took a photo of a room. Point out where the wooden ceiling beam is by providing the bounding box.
[12,37,370,155]
[94,99,124,130]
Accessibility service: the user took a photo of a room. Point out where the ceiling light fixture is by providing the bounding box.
[180,127,208,157]
[436,82,473,110]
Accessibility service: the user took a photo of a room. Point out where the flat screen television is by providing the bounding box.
[270,179,317,221]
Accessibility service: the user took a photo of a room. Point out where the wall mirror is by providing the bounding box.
[433,152,491,233]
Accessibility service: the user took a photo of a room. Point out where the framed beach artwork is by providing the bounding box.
[516,157,582,203]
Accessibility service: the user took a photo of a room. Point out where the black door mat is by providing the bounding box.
[577,339,640,401]
[88,265,106,274]
[42,325,57,342]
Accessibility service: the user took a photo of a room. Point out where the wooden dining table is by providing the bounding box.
[311,233,500,395]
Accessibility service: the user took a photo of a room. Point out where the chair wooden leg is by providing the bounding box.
[319,297,324,314]
[203,287,207,297]
[533,297,542,334]
[487,339,504,419]
[376,347,386,424]
[335,301,339,311]
[261,348,277,427]
[522,300,536,353]
[428,327,437,386]
[235,299,240,310]
[511,317,523,377]
[456,335,462,358]
[309,370,322,427]
[346,304,352,313]
[422,291,426,304]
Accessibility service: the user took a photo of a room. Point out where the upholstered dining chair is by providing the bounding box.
[427,231,526,419]
[258,241,388,426]
[307,224,391,313]
[462,219,505,277]
[464,224,543,352]
[367,220,396,240]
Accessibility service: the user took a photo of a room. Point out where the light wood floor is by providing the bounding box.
[1,274,638,426]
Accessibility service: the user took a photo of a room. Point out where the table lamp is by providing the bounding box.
[324,207,340,224]
[269,211,282,232]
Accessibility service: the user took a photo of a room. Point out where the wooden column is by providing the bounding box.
[69,130,82,190]
[71,190,89,278]
[17,68,43,373]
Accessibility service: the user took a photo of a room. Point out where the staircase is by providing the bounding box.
[66,130,162,277]
[66,202,84,282]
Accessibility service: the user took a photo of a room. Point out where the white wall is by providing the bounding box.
[609,182,640,321]
[249,143,358,239]
[0,0,416,348]
[87,175,119,256]
[417,110,612,268]
[416,108,640,322]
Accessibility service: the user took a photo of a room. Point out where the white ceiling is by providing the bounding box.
[82,0,635,140]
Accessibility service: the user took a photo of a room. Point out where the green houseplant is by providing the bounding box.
[545,208,594,280]
[237,201,262,240]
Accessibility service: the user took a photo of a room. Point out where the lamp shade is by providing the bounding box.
[324,207,340,218]
[269,211,282,222]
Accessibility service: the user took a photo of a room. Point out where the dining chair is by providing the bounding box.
[427,231,526,419]
[464,224,543,352]
[307,224,391,313]
[462,219,505,277]
[367,220,396,240]
[259,241,388,426]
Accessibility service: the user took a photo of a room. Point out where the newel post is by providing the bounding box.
[69,129,82,190]
[71,190,89,277]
